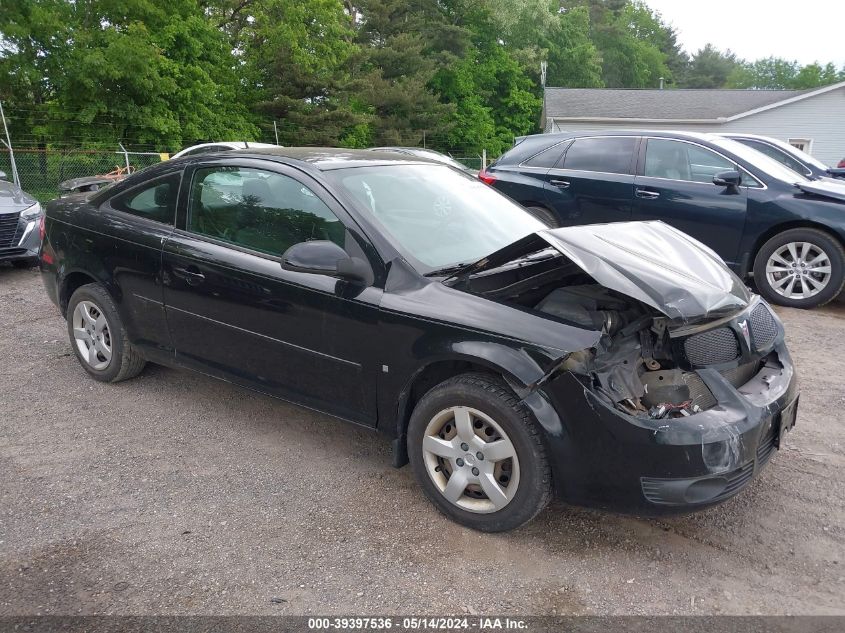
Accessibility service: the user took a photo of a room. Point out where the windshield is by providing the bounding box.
[327,164,544,273]
[710,137,811,184]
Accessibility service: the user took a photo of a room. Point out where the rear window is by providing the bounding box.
[562,137,637,175]
[523,141,570,168]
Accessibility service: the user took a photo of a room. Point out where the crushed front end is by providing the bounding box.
[539,295,798,513]
[455,221,800,513]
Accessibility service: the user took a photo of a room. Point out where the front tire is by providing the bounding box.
[407,373,552,532]
[753,228,844,308]
[66,283,147,382]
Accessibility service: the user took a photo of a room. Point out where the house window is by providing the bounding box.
[788,138,812,152]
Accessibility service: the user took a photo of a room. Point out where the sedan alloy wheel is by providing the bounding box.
[71,300,113,370]
[765,241,831,300]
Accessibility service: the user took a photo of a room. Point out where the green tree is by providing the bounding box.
[565,0,670,88]
[239,0,366,146]
[684,44,739,88]
[727,57,842,89]
[545,6,604,87]
[1,0,257,149]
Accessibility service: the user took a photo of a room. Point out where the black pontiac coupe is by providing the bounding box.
[40,148,798,531]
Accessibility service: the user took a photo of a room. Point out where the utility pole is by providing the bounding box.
[273,121,280,145]
[0,100,20,186]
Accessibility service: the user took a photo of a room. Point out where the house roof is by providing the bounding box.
[543,86,830,122]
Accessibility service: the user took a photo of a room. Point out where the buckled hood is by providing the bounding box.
[795,179,845,202]
[454,221,751,322]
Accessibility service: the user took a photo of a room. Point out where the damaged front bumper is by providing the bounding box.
[533,338,798,514]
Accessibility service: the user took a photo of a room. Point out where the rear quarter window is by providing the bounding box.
[109,173,180,225]
[562,137,638,174]
[523,141,571,168]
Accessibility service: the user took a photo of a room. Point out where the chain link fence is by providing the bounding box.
[2,145,489,203]
[0,147,164,203]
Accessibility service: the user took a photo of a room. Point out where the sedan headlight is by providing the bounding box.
[20,202,42,221]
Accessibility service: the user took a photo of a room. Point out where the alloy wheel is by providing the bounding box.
[71,300,113,371]
[421,406,520,514]
[765,241,832,300]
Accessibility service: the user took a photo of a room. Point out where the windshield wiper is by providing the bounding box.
[424,262,473,278]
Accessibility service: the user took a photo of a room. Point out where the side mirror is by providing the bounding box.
[281,240,369,284]
[826,167,845,179]
[713,170,742,188]
[0,170,7,181]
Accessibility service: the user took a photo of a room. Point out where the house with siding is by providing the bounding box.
[541,82,845,166]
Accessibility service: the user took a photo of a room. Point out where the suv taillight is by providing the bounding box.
[478,170,497,185]
[38,214,46,241]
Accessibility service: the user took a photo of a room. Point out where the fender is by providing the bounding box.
[387,337,569,468]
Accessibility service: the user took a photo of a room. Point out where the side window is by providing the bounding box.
[523,142,569,168]
[187,166,345,257]
[110,173,180,225]
[742,140,809,176]
[645,139,734,183]
[562,137,637,174]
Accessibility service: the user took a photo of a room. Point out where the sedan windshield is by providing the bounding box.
[710,137,811,185]
[327,164,544,273]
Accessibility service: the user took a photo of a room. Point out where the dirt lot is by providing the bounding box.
[0,264,843,616]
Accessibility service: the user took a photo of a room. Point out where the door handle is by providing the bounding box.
[549,179,570,188]
[635,188,660,200]
[173,266,205,286]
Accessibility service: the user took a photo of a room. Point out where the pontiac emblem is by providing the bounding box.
[738,319,751,348]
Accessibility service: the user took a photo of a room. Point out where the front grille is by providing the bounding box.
[721,463,755,497]
[684,327,740,366]
[641,462,754,505]
[0,212,20,248]
[750,303,777,350]
[757,423,777,467]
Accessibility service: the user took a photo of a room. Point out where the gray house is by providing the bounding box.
[542,81,845,166]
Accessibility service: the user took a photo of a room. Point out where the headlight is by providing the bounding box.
[20,202,42,221]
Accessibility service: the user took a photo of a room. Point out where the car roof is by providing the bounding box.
[226,146,445,171]
[718,133,780,141]
[524,129,724,143]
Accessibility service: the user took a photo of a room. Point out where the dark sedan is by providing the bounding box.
[40,148,798,531]
[481,130,845,309]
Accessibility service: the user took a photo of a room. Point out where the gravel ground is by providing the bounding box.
[0,264,843,616]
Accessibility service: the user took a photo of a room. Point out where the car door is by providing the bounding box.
[542,136,638,225]
[632,138,750,268]
[161,159,382,425]
[94,170,180,362]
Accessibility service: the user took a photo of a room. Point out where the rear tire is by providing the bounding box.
[66,283,147,383]
[753,228,844,308]
[525,205,558,228]
[407,372,552,532]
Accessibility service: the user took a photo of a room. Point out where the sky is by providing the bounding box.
[644,0,845,68]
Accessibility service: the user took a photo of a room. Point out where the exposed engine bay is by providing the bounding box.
[464,252,768,421]
[534,284,697,418]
